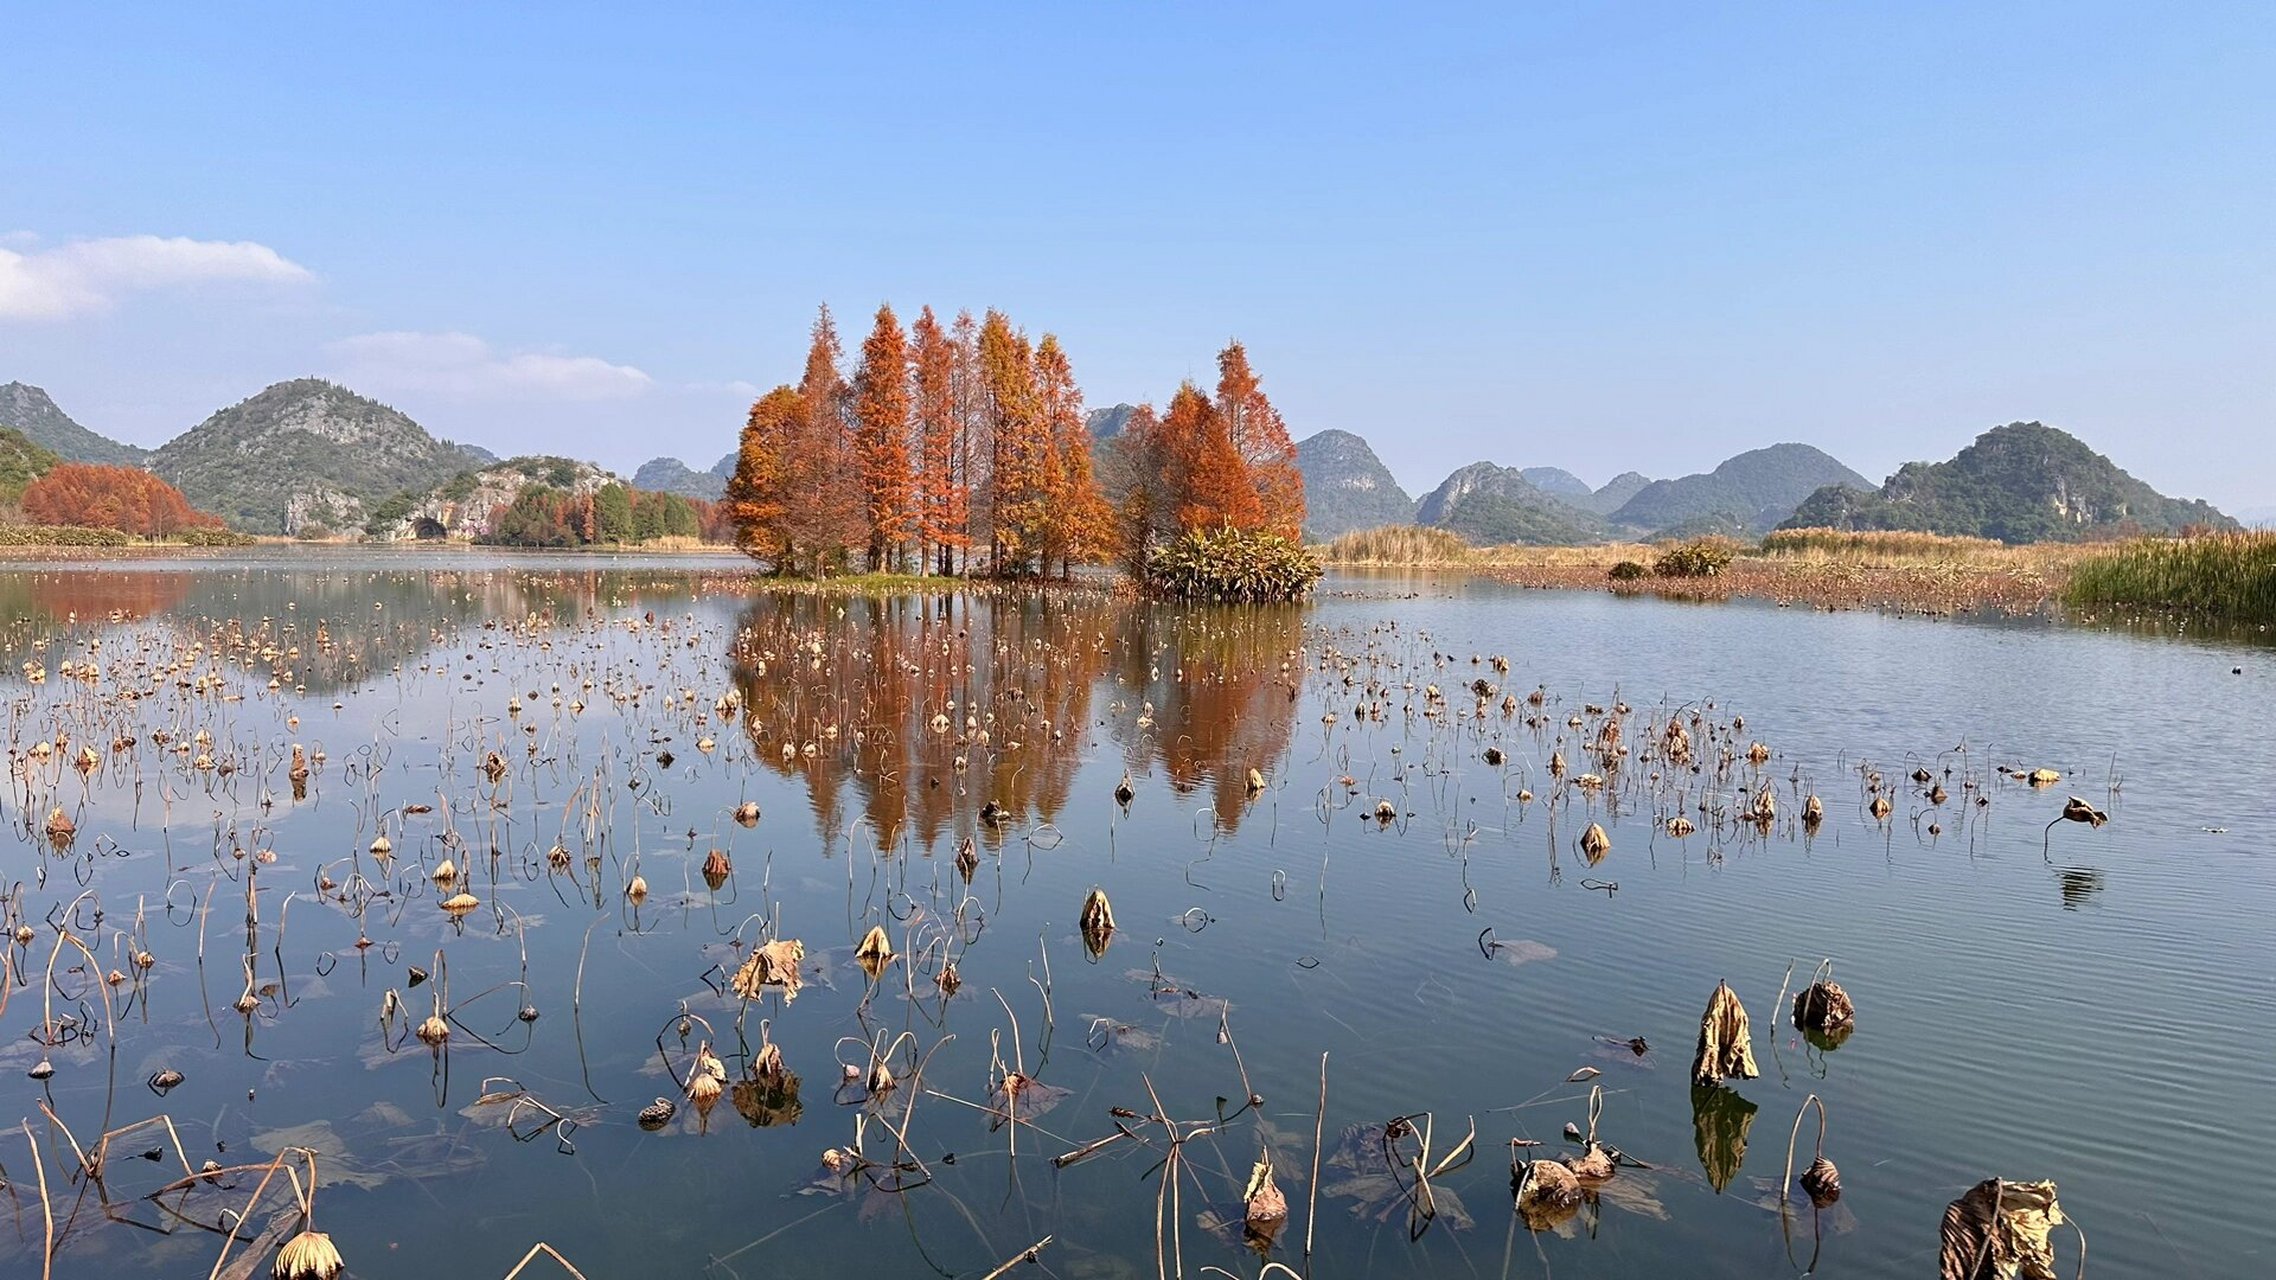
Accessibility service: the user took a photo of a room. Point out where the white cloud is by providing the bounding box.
[328,331,652,402]
[0,233,314,319]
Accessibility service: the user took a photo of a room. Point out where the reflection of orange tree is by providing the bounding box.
[730,590,1129,852]
[730,590,1307,846]
[6,570,194,623]
[1108,602,1305,832]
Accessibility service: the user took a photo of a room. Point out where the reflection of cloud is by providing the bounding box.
[328,331,652,402]
[0,234,314,320]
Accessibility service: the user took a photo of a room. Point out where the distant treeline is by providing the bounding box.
[474,482,731,548]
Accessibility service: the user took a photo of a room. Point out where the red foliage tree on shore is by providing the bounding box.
[21,464,222,536]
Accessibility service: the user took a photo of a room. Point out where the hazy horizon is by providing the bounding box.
[4,4,2269,510]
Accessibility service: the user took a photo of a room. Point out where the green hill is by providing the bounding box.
[1783,422,2237,543]
[631,456,728,501]
[1295,429,1417,540]
[1416,461,1606,545]
[0,382,149,465]
[150,378,492,534]
[0,426,62,503]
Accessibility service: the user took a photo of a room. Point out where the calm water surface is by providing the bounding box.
[0,550,2268,1279]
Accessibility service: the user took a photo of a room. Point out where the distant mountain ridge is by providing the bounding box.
[0,382,149,466]
[1609,443,1871,534]
[1520,467,1593,501]
[1416,461,1607,545]
[1782,422,2236,543]
[1086,404,1140,440]
[1293,429,1416,540]
[632,453,734,501]
[150,378,491,534]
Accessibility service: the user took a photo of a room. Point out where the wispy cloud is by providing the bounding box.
[0,234,314,319]
[328,331,652,402]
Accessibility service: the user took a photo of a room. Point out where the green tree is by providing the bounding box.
[595,482,634,543]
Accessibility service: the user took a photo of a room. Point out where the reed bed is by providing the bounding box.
[2066,530,2276,627]
[1316,524,1477,565]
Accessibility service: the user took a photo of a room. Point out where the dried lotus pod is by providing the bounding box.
[626,875,649,903]
[1802,794,1825,826]
[1800,1155,1841,1205]
[1563,1142,1616,1181]
[440,891,480,915]
[273,1228,344,1280]
[689,1071,723,1112]
[1580,822,1611,863]
[1513,1157,1583,1232]
[1793,980,1856,1031]
[43,808,74,846]
[1079,888,1116,959]
[733,801,761,827]
[416,1014,449,1046]
[1243,1149,1287,1226]
[637,1097,676,1130]
[854,925,895,979]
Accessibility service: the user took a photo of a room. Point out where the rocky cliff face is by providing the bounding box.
[370,457,618,540]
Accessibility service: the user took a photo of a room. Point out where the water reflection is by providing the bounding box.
[729,592,1305,848]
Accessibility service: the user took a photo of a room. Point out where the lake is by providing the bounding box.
[1,549,2269,1279]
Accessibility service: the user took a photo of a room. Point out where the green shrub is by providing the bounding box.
[1607,560,1648,581]
[1146,527,1322,603]
[0,525,132,547]
[1653,537,1737,579]
[174,527,256,547]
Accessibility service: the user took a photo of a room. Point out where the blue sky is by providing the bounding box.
[3,2,2270,508]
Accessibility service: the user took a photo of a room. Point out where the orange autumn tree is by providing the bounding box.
[978,309,1049,572]
[853,303,914,570]
[795,305,865,564]
[725,386,801,567]
[1215,341,1305,540]
[1034,334,1111,576]
[727,301,1113,580]
[910,305,966,575]
[1101,340,1311,583]
[22,464,222,537]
